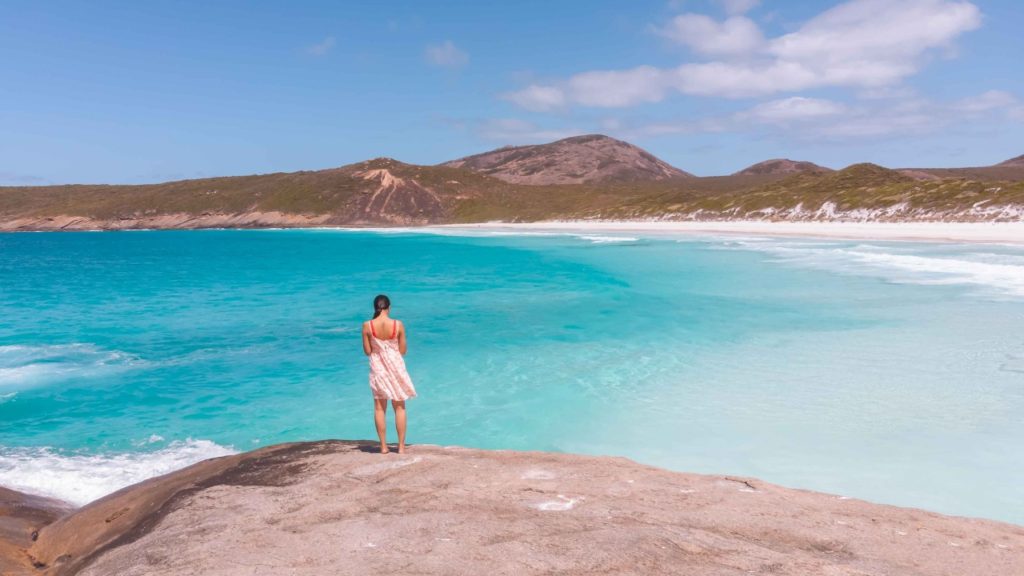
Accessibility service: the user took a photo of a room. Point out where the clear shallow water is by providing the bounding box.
[0,229,1021,524]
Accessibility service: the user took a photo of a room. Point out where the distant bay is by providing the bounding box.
[0,229,1022,525]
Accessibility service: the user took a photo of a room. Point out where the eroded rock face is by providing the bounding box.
[6,441,1019,575]
[351,167,445,223]
[442,135,693,185]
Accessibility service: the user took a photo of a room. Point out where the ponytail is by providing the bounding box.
[373,294,391,319]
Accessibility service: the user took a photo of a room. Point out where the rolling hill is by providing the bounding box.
[901,153,1024,181]
[733,159,832,176]
[1,138,1023,230]
[997,154,1024,167]
[441,134,693,185]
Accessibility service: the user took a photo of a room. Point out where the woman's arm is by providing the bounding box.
[361,322,372,356]
[398,321,407,356]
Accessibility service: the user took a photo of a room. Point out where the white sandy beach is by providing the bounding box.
[436,220,1024,244]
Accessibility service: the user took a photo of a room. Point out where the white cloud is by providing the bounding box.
[306,36,335,57]
[743,97,848,123]
[954,90,1017,112]
[502,85,566,112]
[857,86,918,100]
[656,15,764,55]
[506,0,983,109]
[567,66,668,107]
[733,90,1015,139]
[601,88,1017,142]
[668,60,819,97]
[768,0,982,85]
[425,40,469,69]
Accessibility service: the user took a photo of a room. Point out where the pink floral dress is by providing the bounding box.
[367,319,417,401]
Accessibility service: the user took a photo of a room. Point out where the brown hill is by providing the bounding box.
[997,154,1024,167]
[898,153,1024,181]
[2,140,1024,230]
[733,159,832,176]
[0,159,520,229]
[441,134,693,185]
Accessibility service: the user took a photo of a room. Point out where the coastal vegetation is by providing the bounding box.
[1,136,1022,230]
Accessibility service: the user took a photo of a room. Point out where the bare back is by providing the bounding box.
[362,314,407,356]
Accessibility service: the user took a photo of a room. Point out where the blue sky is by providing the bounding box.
[2,0,1022,184]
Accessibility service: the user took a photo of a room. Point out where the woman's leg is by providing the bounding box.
[374,399,389,453]
[392,400,407,453]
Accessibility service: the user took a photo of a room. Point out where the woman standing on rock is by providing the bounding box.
[362,294,417,454]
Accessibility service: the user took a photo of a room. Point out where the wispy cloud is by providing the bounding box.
[655,14,764,55]
[506,0,982,110]
[425,40,469,69]
[733,90,1023,139]
[741,96,848,124]
[0,171,47,185]
[306,36,336,57]
[503,85,566,112]
[489,88,1021,144]
[953,90,1017,113]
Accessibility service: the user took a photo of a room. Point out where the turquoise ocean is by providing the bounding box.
[1,229,1022,524]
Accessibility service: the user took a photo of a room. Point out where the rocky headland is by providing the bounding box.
[1,440,1021,575]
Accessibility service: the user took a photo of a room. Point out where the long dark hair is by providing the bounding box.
[373,294,391,319]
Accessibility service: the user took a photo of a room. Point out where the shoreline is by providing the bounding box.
[8,216,1024,242]
[6,440,1022,575]
[3,217,1024,244]
[433,220,1024,244]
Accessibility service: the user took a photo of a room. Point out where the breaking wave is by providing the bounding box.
[721,239,1024,298]
[0,439,237,506]
[0,343,144,390]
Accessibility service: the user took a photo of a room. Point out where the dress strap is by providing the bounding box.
[392,320,398,339]
[369,320,376,338]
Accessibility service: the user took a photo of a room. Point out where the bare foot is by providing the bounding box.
[380,445,390,454]
[397,445,406,454]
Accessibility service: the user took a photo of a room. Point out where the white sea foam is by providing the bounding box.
[0,439,237,506]
[724,240,1024,298]
[576,235,639,244]
[321,326,357,334]
[427,228,639,244]
[0,343,143,390]
[850,251,1024,294]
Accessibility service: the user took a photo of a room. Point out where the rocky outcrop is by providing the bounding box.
[442,134,693,185]
[0,488,73,575]
[4,440,1021,575]
[734,159,832,176]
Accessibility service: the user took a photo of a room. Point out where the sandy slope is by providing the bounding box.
[5,441,1021,575]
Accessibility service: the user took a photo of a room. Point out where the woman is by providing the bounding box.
[362,294,416,454]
